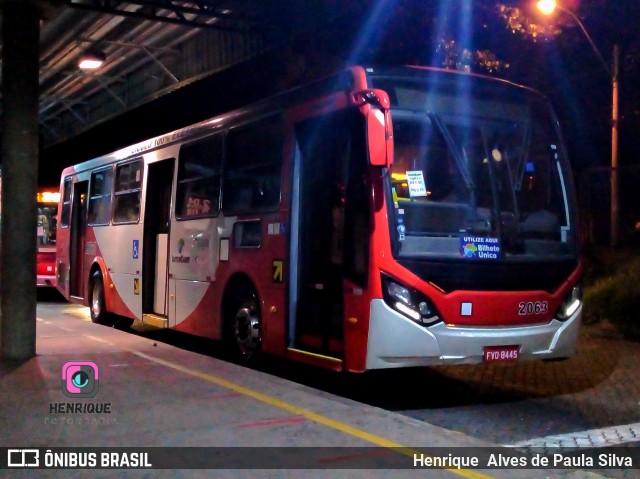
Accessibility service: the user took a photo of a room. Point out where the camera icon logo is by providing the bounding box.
[62,361,99,398]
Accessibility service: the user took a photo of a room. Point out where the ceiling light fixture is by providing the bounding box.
[78,50,106,70]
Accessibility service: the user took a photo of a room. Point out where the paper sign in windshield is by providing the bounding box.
[406,170,427,197]
[460,236,501,260]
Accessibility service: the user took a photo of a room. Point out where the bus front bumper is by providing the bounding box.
[365,299,582,370]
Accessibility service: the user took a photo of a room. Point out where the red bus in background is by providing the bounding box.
[37,190,60,287]
[0,174,59,287]
[55,66,583,372]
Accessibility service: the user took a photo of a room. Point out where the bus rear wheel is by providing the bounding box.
[90,271,114,326]
[227,291,262,362]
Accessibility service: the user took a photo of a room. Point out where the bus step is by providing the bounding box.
[286,348,343,371]
[142,313,168,328]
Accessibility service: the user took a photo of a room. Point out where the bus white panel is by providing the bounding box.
[169,218,218,282]
[94,224,142,275]
[366,300,442,369]
[168,278,176,327]
[366,299,582,369]
[109,271,142,319]
[154,233,169,314]
[174,279,209,326]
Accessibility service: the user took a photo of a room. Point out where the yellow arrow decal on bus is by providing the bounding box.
[272,260,283,283]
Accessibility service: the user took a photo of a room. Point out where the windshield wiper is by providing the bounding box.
[429,113,474,191]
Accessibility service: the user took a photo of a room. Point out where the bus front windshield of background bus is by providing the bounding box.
[376,76,575,262]
[37,204,58,247]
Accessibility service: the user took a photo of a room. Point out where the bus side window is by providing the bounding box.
[60,178,72,227]
[223,115,284,214]
[177,135,223,219]
[224,179,254,212]
[113,159,142,224]
[88,167,113,225]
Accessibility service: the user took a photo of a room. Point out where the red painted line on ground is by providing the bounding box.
[239,416,307,428]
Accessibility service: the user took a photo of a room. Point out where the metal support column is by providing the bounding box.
[610,44,620,247]
[1,1,42,359]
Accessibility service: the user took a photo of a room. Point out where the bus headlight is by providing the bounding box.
[556,284,582,321]
[386,281,412,306]
[381,274,441,326]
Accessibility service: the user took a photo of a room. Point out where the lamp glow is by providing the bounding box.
[536,0,557,15]
[78,51,106,70]
[79,59,102,69]
[37,191,60,203]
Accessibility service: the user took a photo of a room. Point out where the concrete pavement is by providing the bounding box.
[0,301,622,478]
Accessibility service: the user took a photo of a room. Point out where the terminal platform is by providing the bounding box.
[0,299,614,478]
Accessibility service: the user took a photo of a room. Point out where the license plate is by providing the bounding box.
[483,345,520,362]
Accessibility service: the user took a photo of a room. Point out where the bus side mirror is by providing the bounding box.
[353,89,393,168]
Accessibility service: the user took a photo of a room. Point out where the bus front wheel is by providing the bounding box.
[227,290,262,362]
[90,271,114,326]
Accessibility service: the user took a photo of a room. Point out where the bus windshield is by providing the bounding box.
[37,203,58,248]
[371,74,576,262]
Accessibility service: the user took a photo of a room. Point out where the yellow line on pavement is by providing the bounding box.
[132,350,493,479]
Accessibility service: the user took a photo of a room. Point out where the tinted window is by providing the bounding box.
[177,135,223,219]
[113,159,142,223]
[60,178,72,228]
[223,116,284,214]
[88,167,113,225]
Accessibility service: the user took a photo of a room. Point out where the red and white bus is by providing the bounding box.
[55,65,582,371]
[0,175,59,287]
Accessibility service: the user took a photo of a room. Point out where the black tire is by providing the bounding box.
[226,288,262,362]
[89,270,114,326]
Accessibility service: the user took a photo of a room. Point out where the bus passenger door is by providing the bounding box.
[143,159,174,320]
[291,111,352,358]
[69,181,88,298]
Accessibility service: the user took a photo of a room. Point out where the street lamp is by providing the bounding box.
[536,0,620,247]
[536,0,556,16]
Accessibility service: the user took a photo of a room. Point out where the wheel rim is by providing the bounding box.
[233,303,260,359]
[91,281,102,319]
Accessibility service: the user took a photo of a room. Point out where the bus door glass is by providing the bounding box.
[292,110,366,357]
[171,135,223,328]
[143,159,175,316]
[70,180,88,297]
